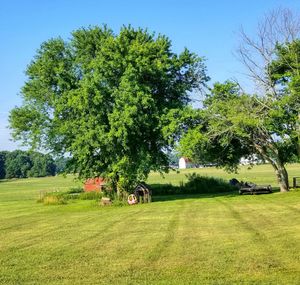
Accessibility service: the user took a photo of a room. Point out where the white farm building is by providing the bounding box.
[178,157,194,169]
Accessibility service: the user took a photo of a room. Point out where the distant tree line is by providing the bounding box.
[0,150,69,179]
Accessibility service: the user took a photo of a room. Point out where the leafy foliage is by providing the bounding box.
[54,156,72,174]
[28,152,56,177]
[268,40,300,160]
[5,150,33,179]
[9,25,208,191]
[178,80,298,191]
[177,82,252,172]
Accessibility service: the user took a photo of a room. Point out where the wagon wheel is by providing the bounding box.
[128,194,137,205]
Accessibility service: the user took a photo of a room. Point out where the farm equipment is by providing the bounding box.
[230,178,272,195]
[239,183,272,195]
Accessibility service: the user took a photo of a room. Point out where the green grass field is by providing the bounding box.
[0,164,300,284]
[148,163,300,187]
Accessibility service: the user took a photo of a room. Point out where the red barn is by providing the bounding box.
[84,177,106,192]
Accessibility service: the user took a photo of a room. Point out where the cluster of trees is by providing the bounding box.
[9,8,299,192]
[0,150,69,179]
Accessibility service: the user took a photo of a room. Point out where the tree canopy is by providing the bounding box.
[9,25,208,191]
[178,82,252,172]
[177,38,300,192]
[178,79,299,191]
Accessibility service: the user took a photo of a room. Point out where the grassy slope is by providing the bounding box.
[0,165,300,284]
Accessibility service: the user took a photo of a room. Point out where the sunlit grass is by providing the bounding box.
[0,164,299,284]
[147,163,300,187]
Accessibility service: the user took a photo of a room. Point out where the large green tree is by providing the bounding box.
[178,80,298,192]
[176,8,298,192]
[9,25,208,192]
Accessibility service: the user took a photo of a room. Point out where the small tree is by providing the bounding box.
[9,25,208,193]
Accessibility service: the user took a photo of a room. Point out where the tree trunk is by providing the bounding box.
[254,143,289,192]
[274,165,289,192]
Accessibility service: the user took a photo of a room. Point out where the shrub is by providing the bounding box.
[184,173,236,194]
[150,174,236,196]
[39,189,103,204]
[78,191,103,200]
[67,187,84,194]
[111,199,128,207]
[42,192,67,205]
[150,183,182,196]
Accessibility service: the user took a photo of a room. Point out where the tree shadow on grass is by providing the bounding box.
[0,179,15,183]
[151,190,239,203]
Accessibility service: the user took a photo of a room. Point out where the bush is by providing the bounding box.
[150,183,182,196]
[39,188,103,205]
[67,187,84,194]
[184,173,236,194]
[41,192,67,205]
[78,191,103,200]
[151,174,236,196]
[111,199,128,207]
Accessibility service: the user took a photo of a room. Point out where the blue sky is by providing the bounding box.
[1,0,300,150]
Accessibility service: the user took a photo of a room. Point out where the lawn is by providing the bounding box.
[147,163,300,187]
[0,164,300,284]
